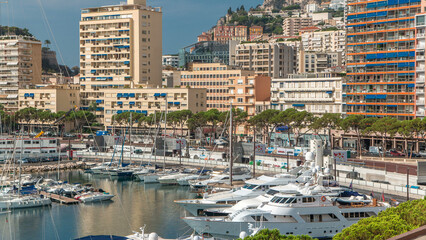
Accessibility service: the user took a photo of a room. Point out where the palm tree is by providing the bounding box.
[44,39,51,49]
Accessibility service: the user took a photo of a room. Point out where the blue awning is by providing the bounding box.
[142,110,148,115]
[168,102,173,104]
[128,93,135,98]
[117,93,122,98]
[365,95,376,99]
[117,101,123,105]
[271,103,279,106]
[174,102,180,105]
[24,93,29,97]
[388,105,398,107]
[95,100,103,104]
[123,93,129,98]
[376,94,387,99]
[408,83,415,87]
[117,110,123,114]
[154,93,160,97]
[292,104,305,107]
[129,102,135,105]
[160,93,167,97]
[326,91,333,94]
[29,93,34,97]
[124,61,130,64]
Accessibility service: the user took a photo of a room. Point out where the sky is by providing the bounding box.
[0,0,262,67]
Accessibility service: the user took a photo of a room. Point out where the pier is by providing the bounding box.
[40,191,80,205]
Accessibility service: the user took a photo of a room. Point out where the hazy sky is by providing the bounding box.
[0,0,262,67]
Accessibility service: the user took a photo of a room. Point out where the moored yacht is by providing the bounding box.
[175,174,299,216]
[0,195,52,210]
[183,193,390,239]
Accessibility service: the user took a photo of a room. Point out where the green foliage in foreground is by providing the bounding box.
[238,229,316,240]
[334,198,426,240]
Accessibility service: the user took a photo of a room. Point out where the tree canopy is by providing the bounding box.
[238,229,315,240]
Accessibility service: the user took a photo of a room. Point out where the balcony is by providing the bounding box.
[416,111,425,116]
[417,55,425,61]
[416,99,425,105]
[417,33,425,38]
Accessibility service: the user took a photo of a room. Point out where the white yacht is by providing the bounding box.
[183,193,390,239]
[175,175,299,216]
[75,192,114,203]
[0,195,51,210]
[158,173,191,185]
[177,172,211,186]
[188,166,252,190]
[134,168,156,181]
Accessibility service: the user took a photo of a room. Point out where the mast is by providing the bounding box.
[229,103,233,186]
[57,137,61,180]
[129,112,133,165]
[153,112,157,164]
[18,129,24,196]
[163,94,167,171]
[252,125,256,178]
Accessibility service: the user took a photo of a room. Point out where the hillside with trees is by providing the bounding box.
[0,25,33,36]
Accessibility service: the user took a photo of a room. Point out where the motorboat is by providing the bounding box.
[134,168,156,181]
[158,173,191,185]
[188,166,252,190]
[183,193,390,239]
[75,192,114,203]
[175,174,299,216]
[177,170,211,186]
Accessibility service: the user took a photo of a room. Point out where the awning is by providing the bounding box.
[123,93,129,98]
[24,93,29,97]
[365,95,376,99]
[292,104,305,107]
[128,93,135,98]
[376,94,387,99]
[168,102,173,104]
[142,110,148,115]
[174,102,180,105]
[387,105,398,107]
[326,91,333,94]
[95,100,103,104]
[154,93,160,97]
[408,83,415,87]
[117,101,123,105]
[7,94,18,99]
[160,93,167,97]
[117,93,122,98]
[29,93,34,97]
[129,102,135,105]
[117,110,123,114]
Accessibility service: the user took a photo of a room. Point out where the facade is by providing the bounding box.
[306,3,320,13]
[214,25,248,42]
[18,85,80,113]
[178,41,236,68]
[79,0,162,122]
[345,0,419,119]
[102,88,206,127]
[162,55,179,68]
[283,17,313,36]
[180,63,254,111]
[42,48,58,67]
[0,35,42,112]
[301,30,346,59]
[162,70,181,88]
[197,32,212,42]
[416,14,426,117]
[235,42,295,78]
[249,26,263,40]
[312,12,333,23]
[299,51,343,73]
[271,73,343,115]
[228,75,271,115]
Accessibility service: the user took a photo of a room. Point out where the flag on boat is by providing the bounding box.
[370,190,374,198]
[382,191,385,202]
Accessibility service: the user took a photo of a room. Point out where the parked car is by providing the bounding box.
[419,150,426,157]
[389,149,405,157]
[17,159,29,164]
[87,134,94,139]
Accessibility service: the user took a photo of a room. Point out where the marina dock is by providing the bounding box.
[40,191,80,205]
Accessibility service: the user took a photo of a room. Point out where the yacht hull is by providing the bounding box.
[0,198,52,210]
[175,200,233,216]
[144,175,160,183]
[183,217,350,239]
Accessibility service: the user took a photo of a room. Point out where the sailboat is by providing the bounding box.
[0,132,51,210]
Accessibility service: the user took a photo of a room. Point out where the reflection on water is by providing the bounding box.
[0,170,196,240]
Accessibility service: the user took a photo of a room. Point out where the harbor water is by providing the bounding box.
[0,170,197,240]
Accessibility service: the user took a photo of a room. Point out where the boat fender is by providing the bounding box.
[239,231,248,239]
[321,196,326,202]
[148,232,158,240]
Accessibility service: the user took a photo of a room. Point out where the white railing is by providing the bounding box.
[338,176,425,198]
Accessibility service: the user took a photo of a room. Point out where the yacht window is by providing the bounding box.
[302,197,315,203]
[287,198,297,203]
[266,189,278,195]
[251,216,268,222]
[243,184,258,190]
[279,198,289,203]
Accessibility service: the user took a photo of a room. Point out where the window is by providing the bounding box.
[49,140,56,144]
[24,141,31,145]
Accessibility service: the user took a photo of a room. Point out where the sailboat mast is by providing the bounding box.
[18,130,24,196]
[163,94,167,171]
[129,112,132,165]
[229,103,233,186]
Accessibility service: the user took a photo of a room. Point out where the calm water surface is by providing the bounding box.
[0,170,197,240]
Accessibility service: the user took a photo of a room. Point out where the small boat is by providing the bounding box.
[75,192,114,203]
[159,173,191,185]
[134,168,156,181]
[0,195,52,210]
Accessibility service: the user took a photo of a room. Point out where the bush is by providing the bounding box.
[334,198,426,240]
[238,229,316,240]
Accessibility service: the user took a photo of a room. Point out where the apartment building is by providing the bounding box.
[301,30,346,56]
[0,35,42,112]
[178,41,236,68]
[18,85,80,113]
[79,0,162,122]
[214,25,248,42]
[162,70,181,88]
[102,88,206,127]
[180,63,254,111]
[235,42,295,78]
[249,26,263,40]
[299,51,343,73]
[345,0,419,119]
[271,73,343,115]
[162,55,179,68]
[283,17,313,36]
[197,32,212,42]
[416,14,426,117]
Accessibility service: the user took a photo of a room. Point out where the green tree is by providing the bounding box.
[365,117,398,157]
[271,108,298,147]
[44,39,51,49]
[289,111,314,146]
[340,115,368,157]
[249,109,280,147]
[238,229,315,240]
